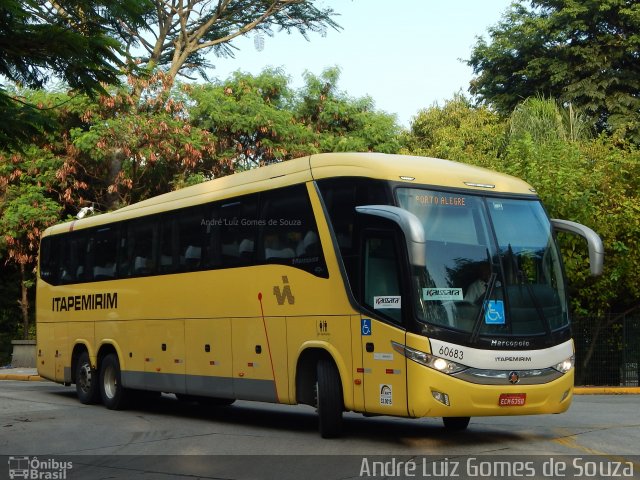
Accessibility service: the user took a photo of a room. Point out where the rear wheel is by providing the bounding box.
[75,351,100,404]
[99,353,130,410]
[442,416,470,431]
[316,358,343,438]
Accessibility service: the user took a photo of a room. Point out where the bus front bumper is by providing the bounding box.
[407,361,574,418]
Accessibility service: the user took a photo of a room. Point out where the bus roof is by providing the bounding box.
[44,153,536,236]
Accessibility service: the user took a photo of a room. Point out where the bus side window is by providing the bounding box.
[58,231,88,284]
[123,219,158,277]
[177,205,207,272]
[39,236,59,285]
[219,194,258,268]
[93,227,118,280]
[260,184,327,277]
[363,234,403,324]
[159,215,177,273]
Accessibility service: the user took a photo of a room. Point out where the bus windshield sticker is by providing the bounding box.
[484,300,505,325]
[423,288,463,301]
[373,296,401,309]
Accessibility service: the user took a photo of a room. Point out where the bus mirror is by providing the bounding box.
[356,205,426,268]
[551,219,604,277]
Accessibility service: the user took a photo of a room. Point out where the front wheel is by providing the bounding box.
[316,358,343,438]
[99,353,130,410]
[75,351,100,404]
[442,416,470,431]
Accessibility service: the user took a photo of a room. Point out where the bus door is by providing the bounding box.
[360,232,408,416]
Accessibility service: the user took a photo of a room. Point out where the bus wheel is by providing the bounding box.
[75,351,100,404]
[442,416,470,431]
[316,358,343,438]
[99,353,130,410]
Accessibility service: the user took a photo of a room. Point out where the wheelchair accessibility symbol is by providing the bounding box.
[484,300,505,325]
[361,319,372,336]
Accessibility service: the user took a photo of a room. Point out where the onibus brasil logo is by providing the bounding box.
[8,456,72,479]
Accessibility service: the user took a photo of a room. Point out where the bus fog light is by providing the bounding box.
[561,389,570,402]
[554,355,575,374]
[432,390,450,406]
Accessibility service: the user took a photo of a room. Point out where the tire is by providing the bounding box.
[316,358,343,438]
[99,353,130,410]
[442,416,470,431]
[75,351,100,404]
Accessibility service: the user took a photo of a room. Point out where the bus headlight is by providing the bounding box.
[392,341,467,374]
[553,355,574,374]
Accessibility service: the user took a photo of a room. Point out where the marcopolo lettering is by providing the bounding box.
[52,293,118,312]
[490,339,531,348]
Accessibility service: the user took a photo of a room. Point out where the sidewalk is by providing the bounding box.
[1,367,639,393]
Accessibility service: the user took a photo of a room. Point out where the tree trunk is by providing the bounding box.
[19,262,30,340]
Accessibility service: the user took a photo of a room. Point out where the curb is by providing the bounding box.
[0,373,43,381]
[573,386,640,395]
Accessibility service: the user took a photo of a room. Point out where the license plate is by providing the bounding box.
[498,393,526,406]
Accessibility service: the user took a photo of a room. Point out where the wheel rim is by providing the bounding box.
[103,364,117,400]
[78,363,92,393]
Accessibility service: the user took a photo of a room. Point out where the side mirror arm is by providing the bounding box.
[356,205,426,268]
[551,219,604,276]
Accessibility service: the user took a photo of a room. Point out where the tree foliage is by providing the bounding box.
[0,0,152,147]
[468,0,640,142]
[189,67,400,170]
[121,0,339,86]
[403,97,640,317]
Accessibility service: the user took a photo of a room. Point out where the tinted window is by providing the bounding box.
[92,227,118,281]
[218,195,259,268]
[363,234,402,323]
[123,219,157,277]
[261,184,327,277]
[39,236,58,284]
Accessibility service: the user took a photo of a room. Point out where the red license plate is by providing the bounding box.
[498,393,526,406]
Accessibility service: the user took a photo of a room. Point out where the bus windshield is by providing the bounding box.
[396,188,569,337]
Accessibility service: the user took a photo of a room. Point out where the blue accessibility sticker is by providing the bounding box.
[361,318,372,336]
[484,300,505,325]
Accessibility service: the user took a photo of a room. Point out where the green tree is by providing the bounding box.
[400,94,506,167]
[0,147,65,339]
[467,0,640,142]
[190,67,401,170]
[70,72,217,207]
[189,69,312,171]
[508,97,592,145]
[402,96,640,319]
[0,0,152,147]
[296,68,401,154]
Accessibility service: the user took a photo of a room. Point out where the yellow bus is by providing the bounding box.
[36,153,603,437]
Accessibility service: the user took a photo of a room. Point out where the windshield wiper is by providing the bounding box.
[506,245,553,341]
[517,269,553,340]
[469,271,497,344]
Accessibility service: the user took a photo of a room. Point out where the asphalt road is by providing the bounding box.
[1,380,639,479]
